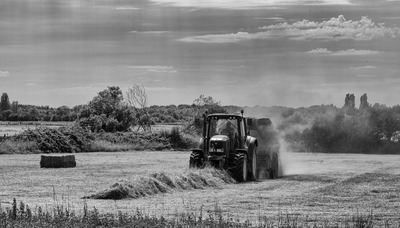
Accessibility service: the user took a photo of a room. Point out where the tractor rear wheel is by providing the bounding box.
[232,153,248,182]
[189,152,204,168]
[248,148,257,181]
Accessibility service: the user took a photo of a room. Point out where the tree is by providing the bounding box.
[56,106,72,121]
[11,101,18,113]
[126,84,151,132]
[193,94,225,114]
[359,93,370,110]
[370,107,400,142]
[189,95,226,135]
[193,95,220,107]
[1,110,12,121]
[344,93,355,109]
[0,93,11,112]
[77,86,135,132]
[89,86,123,117]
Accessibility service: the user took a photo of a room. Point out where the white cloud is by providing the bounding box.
[306,48,381,56]
[127,65,177,73]
[306,48,333,54]
[254,17,286,22]
[179,32,254,43]
[179,15,400,43]
[150,0,352,10]
[115,6,141,10]
[331,49,381,56]
[129,31,168,34]
[352,66,377,70]
[259,15,400,41]
[0,71,10,77]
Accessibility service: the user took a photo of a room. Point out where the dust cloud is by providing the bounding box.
[243,108,308,177]
[278,138,308,176]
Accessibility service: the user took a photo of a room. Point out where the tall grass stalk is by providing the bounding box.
[1,198,399,228]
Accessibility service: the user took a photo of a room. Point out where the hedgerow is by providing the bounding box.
[0,125,198,154]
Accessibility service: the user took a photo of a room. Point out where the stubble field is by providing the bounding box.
[1,151,399,226]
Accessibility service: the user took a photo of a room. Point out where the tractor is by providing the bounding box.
[189,110,280,182]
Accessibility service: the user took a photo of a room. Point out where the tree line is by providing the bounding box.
[0,92,80,121]
[279,94,400,154]
[0,87,223,134]
[2,88,400,154]
[0,90,211,125]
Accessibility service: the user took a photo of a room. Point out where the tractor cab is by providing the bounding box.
[207,114,247,159]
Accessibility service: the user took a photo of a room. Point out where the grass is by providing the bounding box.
[1,152,400,226]
[0,197,395,227]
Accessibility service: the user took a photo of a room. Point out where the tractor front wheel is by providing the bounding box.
[189,152,204,168]
[233,153,248,182]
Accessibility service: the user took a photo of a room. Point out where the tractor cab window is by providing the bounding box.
[209,118,238,137]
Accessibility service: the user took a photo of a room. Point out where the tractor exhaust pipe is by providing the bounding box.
[203,111,208,156]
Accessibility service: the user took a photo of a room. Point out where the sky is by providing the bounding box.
[0,0,399,108]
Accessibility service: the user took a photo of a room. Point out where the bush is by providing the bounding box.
[104,118,119,132]
[0,124,197,154]
[77,115,105,132]
[13,125,93,153]
[160,127,198,150]
[0,139,39,154]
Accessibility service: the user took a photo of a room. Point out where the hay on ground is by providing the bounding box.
[84,168,235,200]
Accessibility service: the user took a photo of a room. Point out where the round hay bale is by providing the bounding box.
[40,155,76,168]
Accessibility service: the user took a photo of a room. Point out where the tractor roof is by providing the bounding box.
[207,113,243,119]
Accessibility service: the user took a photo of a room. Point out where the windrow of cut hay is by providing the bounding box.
[84,168,235,200]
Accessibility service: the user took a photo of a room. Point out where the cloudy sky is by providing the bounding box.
[1,0,399,108]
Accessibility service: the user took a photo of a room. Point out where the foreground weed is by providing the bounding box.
[1,198,400,227]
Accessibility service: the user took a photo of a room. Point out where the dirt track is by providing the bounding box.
[1,151,399,225]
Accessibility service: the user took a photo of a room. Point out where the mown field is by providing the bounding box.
[1,151,400,226]
[0,121,71,137]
